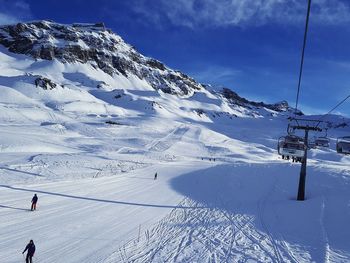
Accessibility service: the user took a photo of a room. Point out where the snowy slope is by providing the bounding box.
[0,21,350,263]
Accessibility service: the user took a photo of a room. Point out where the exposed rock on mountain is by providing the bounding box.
[220,87,293,113]
[0,20,295,115]
[0,20,202,96]
[34,76,58,90]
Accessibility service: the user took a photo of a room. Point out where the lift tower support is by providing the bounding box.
[289,123,322,201]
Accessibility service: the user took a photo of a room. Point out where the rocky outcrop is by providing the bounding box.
[34,76,58,90]
[221,87,296,113]
[0,21,203,96]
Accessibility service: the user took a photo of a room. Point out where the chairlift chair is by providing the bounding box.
[278,135,306,159]
[336,136,350,154]
[308,139,317,149]
[314,136,330,148]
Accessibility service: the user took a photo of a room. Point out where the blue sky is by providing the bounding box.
[0,0,349,115]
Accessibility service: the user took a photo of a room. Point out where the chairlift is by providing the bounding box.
[314,136,330,148]
[308,139,317,149]
[278,135,306,160]
[336,136,350,154]
[314,127,330,148]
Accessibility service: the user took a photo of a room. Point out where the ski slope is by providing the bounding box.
[1,115,350,263]
[0,42,350,262]
[0,161,208,262]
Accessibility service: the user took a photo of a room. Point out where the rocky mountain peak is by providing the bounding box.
[0,20,296,115]
[0,20,203,96]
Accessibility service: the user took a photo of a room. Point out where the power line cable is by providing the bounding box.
[295,0,312,114]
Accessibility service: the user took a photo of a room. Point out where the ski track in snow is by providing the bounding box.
[256,175,284,263]
[104,162,350,263]
[320,196,331,263]
[107,198,291,263]
[147,125,189,153]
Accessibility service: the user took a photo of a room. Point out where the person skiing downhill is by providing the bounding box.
[154,172,157,180]
[31,194,38,211]
[22,240,35,263]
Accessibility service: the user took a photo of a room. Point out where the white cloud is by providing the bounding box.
[0,0,32,25]
[189,65,241,85]
[297,103,329,115]
[0,13,19,25]
[130,0,350,28]
[197,65,241,79]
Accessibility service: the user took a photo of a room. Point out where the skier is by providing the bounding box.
[154,172,157,180]
[22,240,35,263]
[31,194,38,211]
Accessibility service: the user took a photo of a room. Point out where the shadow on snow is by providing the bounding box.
[0,167,44,177]
[0,204,29,211]
[170,163,350,261]
[0,184,206,210]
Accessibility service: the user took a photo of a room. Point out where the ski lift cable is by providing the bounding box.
[294,0,312,114]
[315,94,350,128]
[292,0,348,129]
[323,94,350,116]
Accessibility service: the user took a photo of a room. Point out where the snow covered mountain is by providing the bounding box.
[1,20,350,263]
[0,20,292,116]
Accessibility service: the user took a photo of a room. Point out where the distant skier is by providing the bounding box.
[31,194,38,211]
[22,240,35,263]
[154,172,157,180]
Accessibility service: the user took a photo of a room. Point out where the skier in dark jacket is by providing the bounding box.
[31,194,38,211]
[22,240,35,263]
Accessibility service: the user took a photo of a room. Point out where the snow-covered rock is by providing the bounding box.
[0,20,293,114]
[0,20,203,96]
